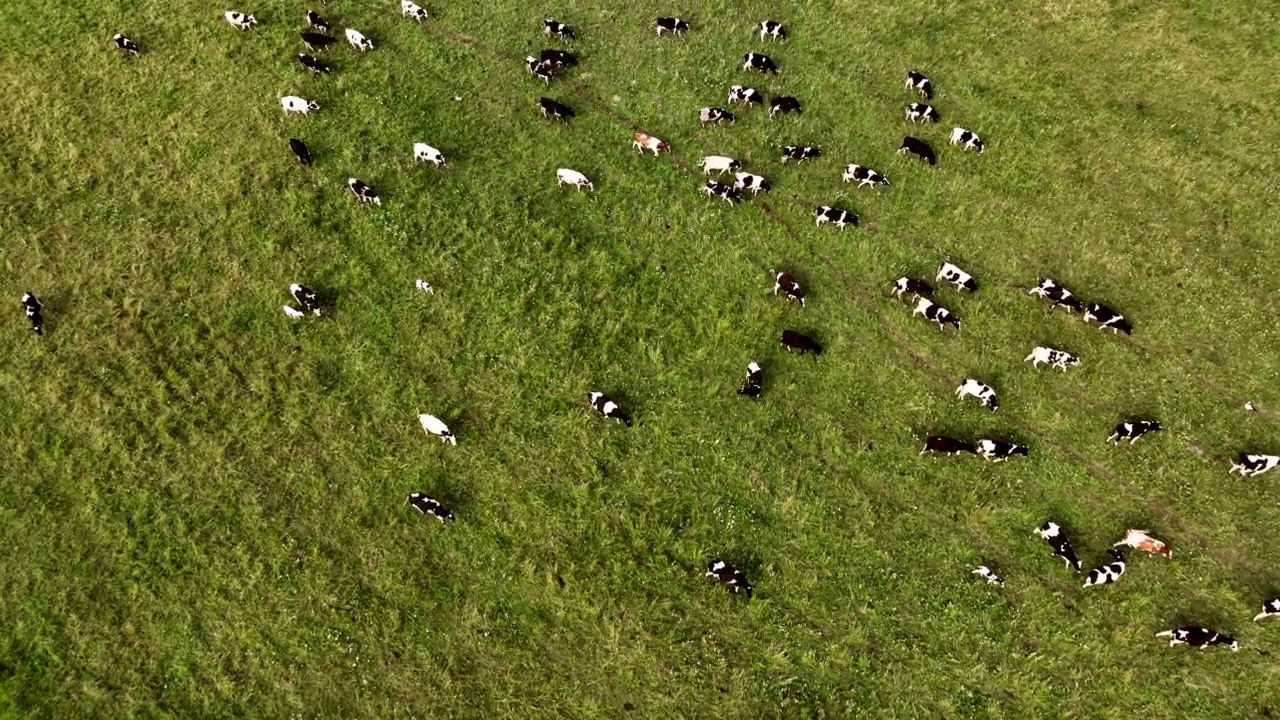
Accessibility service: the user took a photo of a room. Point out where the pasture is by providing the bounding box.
[2,0,1280,716]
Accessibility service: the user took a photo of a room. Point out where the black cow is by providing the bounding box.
[655,17,689,35]
[1035,521,1081,571]
[587,391,632,426]
[891,277,932,298]
[306,9,330,32]
[1156,627,1239,651]
[738,361,763,398]
[526,56,555,82]
[288,138,312,165]
[113,33,139,55]
[769,96,801,118]
[1108,420,1161,445]
[781,330,821,355]
[1084,303,1132,335]
[301,32,336,50]
[758,20,786,41]
[539,97,574,120]
[21,292,43,335]
[706,560,753,597]
[347,177,381,205]
[977,439,1028,462]
[920,436,976,456]
[540,49,578,67]
[898,136,936,165]
[297,53,330,74]
[773,271,804,307]
[742,52,777,74]
[905,70,933,99]
[544,18,575,40]
[407,492,455,522]
[290,284,322,316]
[701,180,740,205]
[781,145,820,163]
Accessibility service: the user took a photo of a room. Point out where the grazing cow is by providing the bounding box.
[418,414,457,445]
[540,49,578,68]
[1156,627,1239,652]
[728,85,762,105]
[345,28,373,51]
[306,9,329,32]
[891,277,932,299]
[1083,549,1126,588]
[281,96,319,115]
[415,279,435,294]
[297,53,330,74]
[289,283,322,316]
[401,0,428,21]
[955,378,998,411]
[1108,420,1161,445]
[1254,598,1280,621]
[769,96,801,118]
[758,20,787,41]
[738,361,763,398]
[301,32,335,51]
[414,142,445,166]
[282,306,305,319]
[1024,346,1080,371]
[587,391,632,426]
[814,205,856,229]
[950,127,985,153]
[905,70,933,99]
[224,11,257,30]
[773,271,804,307]
[701,180,740,205]
[1083,303,1132,335]
[936,262,978,292]
[633,132,670,155]
[1035,521,1082,572]
[905,103,939,123]
[734,172,770,194]
[972,566,1003,585]
[1113,529,1172,559]
[407,492,454,522]
[1028,278,1084,313]
[781,145,821,163]
[698,107,735,125]
[898,136,936,165]
[920,436,976,456]
[781,329,821,355]
[288,138,311,165]
[538,97,574,120]
[526,56,555,82]
[706,560,753,597]
[743,53,778,74]
[556,168,594,191]
[544,18,575,40]
[655,17,689,35]
[700,155,741,176]
[20,292,43,336]
[842,164,889,188]
[977,439,1028,462]
[347,177,381,205]
[912,297,960,330]
[113,33,139,55]
[1229,453,1280,477]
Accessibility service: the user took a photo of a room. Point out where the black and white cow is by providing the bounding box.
[113,33,139,55]
[290,283,322,316]
[905,70,933,99]
[407,492,455,522]
[1254,598,1280,621]
[905,103,939,123]
[301,32,336,51]
[972,565,1004,585]
[955,378,998,411]
[20,292,43,336]
[950,127,985,153]
[1156,627,1239,651]
[698,107,735,125]
[781,329,821,355]
[418,414,457,444]
[1024,346,1080,371]
[769,96,801,118]
[1035,521,1082,571]
[898,136,936,165]
[540,49,578,68]
[700,155,741,175]
[758,20,787,41]
[912,297,960,330]
[347,177,381,205]
[1084,303,1132,335]
[702,180,740,205]
[538,97,574,120]
[920,436,976,456]
[281,96,319,115]
[936,262,978,292]
[1229,453,1280,477]
[733,172,770,194]
[738,361,763,399]
[401,1,428,21]
[544,18,575,40]
[706,560,753,597]
[1108,420,1161,445]
[742,52,777,74]
[891,277,932,299]
[728,85,762,105]
[306,9,329,32]
[587,391,632,426]
[655,17,689,35]
[782,145,821,163]
[814,205,856,229]
[224,11,257,30]
[773,271,804,307]
[1083,548,1126,588]
[297,53,330,74]
[977,439,1028,462]
[1028,278,1084,313]
[842,164,888,188]
[526,56,555,82]
[288,139,311,165]
[345,29,373,51]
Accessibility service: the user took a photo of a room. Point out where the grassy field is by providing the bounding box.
[2,0,1280,716]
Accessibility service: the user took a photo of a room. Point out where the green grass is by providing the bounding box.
[2,0,1280,716]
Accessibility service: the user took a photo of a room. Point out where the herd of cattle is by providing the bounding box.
[29,7,1268,654]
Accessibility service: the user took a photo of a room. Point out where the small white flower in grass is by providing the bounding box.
[415,279,434,294]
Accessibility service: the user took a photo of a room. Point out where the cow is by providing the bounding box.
[781,145,821,163]
[20,292,43,335]
[305,9,329,32]
[1084,303,1132,335]
[1035,521,1082,571]
[289,283,322,316]
[345,28,373,51]
[891,277,932,299]
[282,306,306,319]
[728,85,762,105]
[1108,420,1161,445]
[1083,549,1126,588]
[781,329,821,355]
[540,49,577,68]
[112,34,139,55]
[769,96,801,118]
[700,155,741,176]
[936,262,978,292]
[912,297,960,330]
[301,32,336,51]
[297,53,330,75]
[1156,627,1239,652]
[633,132,670,155]
[742,52,778,74]
[1024,346,1080,371]
[706,560,753,597]
[347,178,381,205]
[702,180,740,205]
[402,1,428,21]
[655,17,689,35]
[734,172,770,194]
[898,136,936,165]
[1229,453,1280,477]
[407,493,454,522]
[415,279,435,295]
[414,142,445,167]
[972,566,1003,585]
[1028,278,1084,313]
[814,205,856,229]
[587,391,632,426]
[738,361,763,398]
[288,138,311,165]
[905,70,933,99]
[955,378,998,411]
[544,18,575,40]
[977,439,1028,462]
[281,96,319,115]
[950,127,985,153]
[224,11,257,30]
[539,97,574,120]
[842,164,889,188]
[698,107,734,125]
[773,271,804,307]
[418,414,457,444]
[556,168,594,191]
[1113,529,1172,559]
[758,20,787,41]
[1254,598,1280,621]
[905,103,939,123]
[920,436,976,456]
[526,56,555,82]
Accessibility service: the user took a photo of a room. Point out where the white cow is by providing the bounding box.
[401,0,428,20]
[414,142,445,166]
[345,28,373,51]
[556,168,593,190]
[1025,346,1079,371]
[224,11,257,30]
[700,155,741,175]
[281,96,319,115]
[418,414,456,445]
